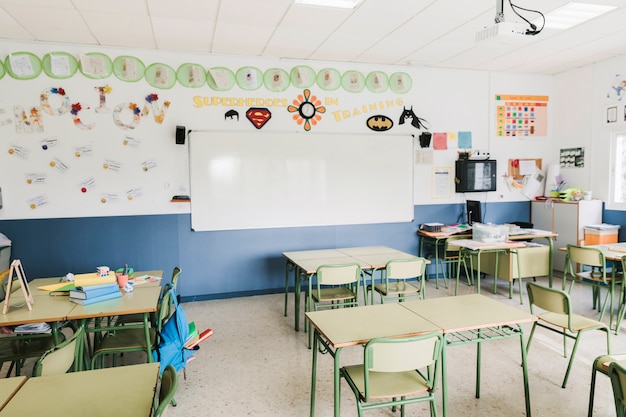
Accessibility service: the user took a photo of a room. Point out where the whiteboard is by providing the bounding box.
[188,131,414,231]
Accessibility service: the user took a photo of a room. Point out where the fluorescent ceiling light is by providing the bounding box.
[542,2,616,29]
[294,0,361,9]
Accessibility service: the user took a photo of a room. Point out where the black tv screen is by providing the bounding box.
[455,160,497,193]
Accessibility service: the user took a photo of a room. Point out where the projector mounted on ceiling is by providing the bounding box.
[475,21,533,44]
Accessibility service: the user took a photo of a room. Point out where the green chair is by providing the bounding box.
[91,284,175,369]
[588,354,626,417]
[563,245,622,330]
[614,256,626,333]
[340,331,444,417]
[305,263,362,348]
[609,360,626,417]
[0,332,64,377]
[369,258,426,303]
[526,282,610,388]
[32,327,84,376]
[154,364,178,417]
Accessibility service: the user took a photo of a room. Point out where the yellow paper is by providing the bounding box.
[38,282,73,292]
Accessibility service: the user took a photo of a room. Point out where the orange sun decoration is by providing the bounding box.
[287,89,325,131]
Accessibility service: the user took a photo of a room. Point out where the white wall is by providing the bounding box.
[0,40,556,222]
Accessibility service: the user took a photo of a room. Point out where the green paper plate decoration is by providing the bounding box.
[389,72,412,94]
[177,63,207,88]
[4,52,42,80]
[341,70,365,93]
[316,68,341,91]
[263,68,290,92]
[235,67,263,91]
[79,52,113,79]
[207,67,235,91]
[145,63,177,89]
[42,52,79,79]
[0,60,5,80]
[113,56,146,82]
[290,66,315,88]
[365,71,389,93]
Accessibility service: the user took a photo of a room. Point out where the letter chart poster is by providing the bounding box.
[495,95,548,137]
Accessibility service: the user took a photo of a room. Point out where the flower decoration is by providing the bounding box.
[51,87,65,96]
[103,85,112,94]
[71,103,82,115]
[287,89,325,131]
[129,103,141,115]
[145,94,159,103]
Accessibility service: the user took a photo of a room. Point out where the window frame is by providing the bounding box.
[607,130,626,211]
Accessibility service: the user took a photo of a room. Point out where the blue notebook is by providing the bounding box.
[69,289,122,305]
[69,283,119,300]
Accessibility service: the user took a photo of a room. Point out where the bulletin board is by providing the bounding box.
[508,158,542,180]
[188,131,414,231]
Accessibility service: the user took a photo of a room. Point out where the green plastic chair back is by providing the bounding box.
[154,364,178,417]
[609,360,626,417]
[33,327,84,377]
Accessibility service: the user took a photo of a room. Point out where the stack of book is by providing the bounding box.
[69,282,121,305]
[184,321,213,349]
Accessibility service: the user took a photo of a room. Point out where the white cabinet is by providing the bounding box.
[531,199,602,271]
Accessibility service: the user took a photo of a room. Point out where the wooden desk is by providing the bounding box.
[0,376,25,411]
[0,363,159,417]
[306,303,441,417]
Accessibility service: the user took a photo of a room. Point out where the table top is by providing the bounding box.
[0,294,74,326]
[0,363,159,417]
[65,285,161,320]
[418,228,556,240]
[400,294,537,333]
[451,239,527,251]
[305,302,441,348]
[0,376,26,412]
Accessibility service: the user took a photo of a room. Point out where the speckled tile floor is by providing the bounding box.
[4,273,626,416]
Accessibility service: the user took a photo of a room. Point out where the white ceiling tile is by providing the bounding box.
[81,11,156,48]
[152,17,214,52]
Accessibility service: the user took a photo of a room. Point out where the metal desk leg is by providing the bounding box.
[519,325,532,417]
[333,346,343,417]
[441,334,448,417]
[476,331,482,398]
[284,259,293,316]
[310,329,318,417]
[546,237,554,288]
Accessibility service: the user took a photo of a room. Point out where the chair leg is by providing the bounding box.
[588,367,598,417]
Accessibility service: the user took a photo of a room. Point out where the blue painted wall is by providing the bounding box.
[0,201,531,301]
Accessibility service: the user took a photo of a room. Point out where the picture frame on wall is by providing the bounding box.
[607,106,617,123]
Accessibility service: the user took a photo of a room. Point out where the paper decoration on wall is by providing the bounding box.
[94,85,112,113]
[141,160,158,172]
[113,56,145,82]
[49,158,69,172]
[225,109,239,121]
[389,72,412,94]
[113,102,142,130]
[100,193,119,204]
[0,60,5,80]
[398,106,428,129]
[236,67,262,90]
[290,66,315,88]
[246,107,271,129]
[607,74,626,101]
[418,132,432,148]
[79,53,112,79]
[458,131,472,149]
[6,52,41,79]
[366,71,389,93]
[207,67,235,90]
[366,115,393,131]
[145,63,176,89]
[126,188,143,200]
[342,70,365,93]
[80,177,95,193]
[103,160,122,172]
[28,195,48,209]
[122,136,141,147]
[433,133,448,150]
[8,144,28,159]
[14,107,43,133]
[74,144,93,158]
[41,137,59,150]
[316,68,340,91]
[143,94,170,124]
[70,102,95,130]
[264,68,289,92]
[287,89,326,131]
[176,63,206,88]
[42,52,78,78]
[40,87,70,116]
[25,173,46,184]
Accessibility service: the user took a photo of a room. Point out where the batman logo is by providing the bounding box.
[366,115,393,131]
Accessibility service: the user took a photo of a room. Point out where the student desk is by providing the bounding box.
[0,376,25,411]
[306,303,441,417]
[307,294,537,417]
[283,246,423,331]
[0,362,159,417]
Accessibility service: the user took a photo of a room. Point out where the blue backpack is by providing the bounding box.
[152,287,196,374]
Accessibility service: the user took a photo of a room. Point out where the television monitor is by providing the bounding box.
[455,160,497,193]
[466,200,482,225]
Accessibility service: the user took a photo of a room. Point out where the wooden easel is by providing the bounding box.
[2,259,34,314]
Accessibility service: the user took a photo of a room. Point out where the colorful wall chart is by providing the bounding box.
[495,94,548,137]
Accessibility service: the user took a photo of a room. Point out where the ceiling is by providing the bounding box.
[1,0,626,75]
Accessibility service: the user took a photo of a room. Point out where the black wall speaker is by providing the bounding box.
[175,125,186,145]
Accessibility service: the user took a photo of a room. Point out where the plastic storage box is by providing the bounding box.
[472,223,509,243]
[584,225,619,245]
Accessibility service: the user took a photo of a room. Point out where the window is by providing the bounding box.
[610,132,626,209]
